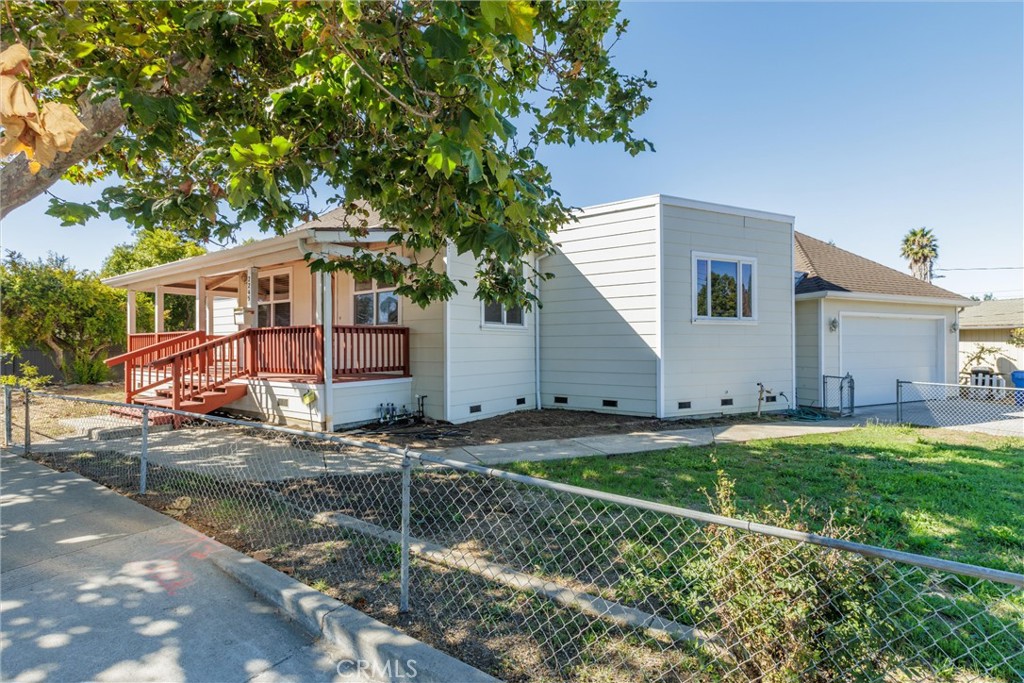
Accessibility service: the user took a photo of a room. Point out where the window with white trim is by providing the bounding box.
[693,254,756,321]
[482,302,525,327]
[257,272,291,327]
[354,279,400,325]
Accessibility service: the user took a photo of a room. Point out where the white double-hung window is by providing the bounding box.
[693,252,757,321]
[354,279,400,325]
[257,271,291,327]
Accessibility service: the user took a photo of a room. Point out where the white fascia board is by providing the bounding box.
[794,290,976,307]
[102,230,311,289]
[571,193,795,224]
[959,324,1018,331]
[307,228,398,243]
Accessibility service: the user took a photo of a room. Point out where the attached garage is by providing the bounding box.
[793,233,973,409]
[840,315,944,405]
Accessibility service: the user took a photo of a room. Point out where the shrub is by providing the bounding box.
[692,473,884,681]
[64,355,109,384]
[0,361,53,390]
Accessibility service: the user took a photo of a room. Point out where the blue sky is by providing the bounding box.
[2,1,1021,298]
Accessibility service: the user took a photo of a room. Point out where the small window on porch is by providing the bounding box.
[257,272,291,327]
[483,302,525,327]
[354,279,399,325]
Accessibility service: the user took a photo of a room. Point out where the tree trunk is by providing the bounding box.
[0,94,127,218]
[41,338,66,375]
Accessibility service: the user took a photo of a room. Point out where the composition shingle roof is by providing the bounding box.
[794,232,969,302]
[958,298,1024,329]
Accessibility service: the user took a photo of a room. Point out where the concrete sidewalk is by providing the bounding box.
[0,453,355,683]
[435,405,901,466]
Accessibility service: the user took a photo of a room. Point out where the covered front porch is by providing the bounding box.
[103,220,418,430]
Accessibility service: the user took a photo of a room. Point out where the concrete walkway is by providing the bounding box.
[434,405,903,466]
[0,453,359,683]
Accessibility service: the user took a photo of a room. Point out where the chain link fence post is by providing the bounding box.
[898,380,903,421]
[400,447,412,613]
[22,388,30,454]
[140,405,149,494]
[3,385,12,447]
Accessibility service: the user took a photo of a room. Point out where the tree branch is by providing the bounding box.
[1,93,127,218]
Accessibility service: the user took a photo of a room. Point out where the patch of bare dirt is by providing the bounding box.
[349,408,786,449]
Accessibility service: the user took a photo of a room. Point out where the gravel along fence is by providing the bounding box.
[5,389,1023,682]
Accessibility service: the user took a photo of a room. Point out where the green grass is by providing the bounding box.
[507,424,1024,574]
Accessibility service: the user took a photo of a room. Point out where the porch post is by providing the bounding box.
[126,290,137,336]
[154,285,165,333]
[246,267,259,328]
[319,271,335,431]
[195,276,207,332]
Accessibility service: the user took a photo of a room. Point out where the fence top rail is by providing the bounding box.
[898,379,1023,391]
[22,389,1024,588]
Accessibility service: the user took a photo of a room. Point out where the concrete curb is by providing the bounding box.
[207,543,499,683]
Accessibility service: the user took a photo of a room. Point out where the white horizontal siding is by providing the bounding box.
[661,207,795,417]
[212,296,239,336]
[540,202,659,415]
[333,378,414,428]
[445,248,537,423]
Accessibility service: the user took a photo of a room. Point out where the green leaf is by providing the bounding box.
[463,149,483,184]
[45,200,100,227]
[479,0,508,28]
[423,25,467,60]
[270,135,293,157]
[506,1,537,44]
[341,0,362,21]
[72,42,97,59]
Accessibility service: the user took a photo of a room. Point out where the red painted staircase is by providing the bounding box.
[106,332,251,419]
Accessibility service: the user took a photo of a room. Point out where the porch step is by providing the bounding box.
[135,384,248,415]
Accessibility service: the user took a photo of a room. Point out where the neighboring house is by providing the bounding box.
[793,233,975,408]
[957,298,1024,381]
[102,194,797,429]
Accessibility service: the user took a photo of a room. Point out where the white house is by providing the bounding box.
[104,194,971,429]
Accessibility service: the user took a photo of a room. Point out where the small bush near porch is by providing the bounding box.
[508,424,1024,574]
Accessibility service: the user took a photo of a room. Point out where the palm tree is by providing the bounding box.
[900,227,939,282]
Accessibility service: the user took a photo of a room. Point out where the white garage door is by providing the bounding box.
[841,316,943,406]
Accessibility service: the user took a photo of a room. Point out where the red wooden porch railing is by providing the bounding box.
[109,325,411,408]
[249,326,322,376]
[106,331,207,402]
[333,325,410,376]
[127,331,194,352]
[152,330,251,408]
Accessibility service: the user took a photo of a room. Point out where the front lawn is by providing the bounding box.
[507,424,1024,573]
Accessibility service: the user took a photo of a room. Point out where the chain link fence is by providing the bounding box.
[822,373,855,417]
[897,380,1024,438]
[4,389,1023,682]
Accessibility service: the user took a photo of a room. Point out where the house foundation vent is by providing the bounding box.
[516,397,526,406]
[554,396,568,405]
[469,404,482,414]
[721,398,734,407]
[678,401,691,410]
[765,395,777,403]
[602,399,618,408]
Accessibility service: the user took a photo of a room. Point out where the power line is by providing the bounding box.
[934,266,1023,271]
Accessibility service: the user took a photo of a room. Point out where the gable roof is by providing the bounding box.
[958,298,1024,329]
[794,232,970,303]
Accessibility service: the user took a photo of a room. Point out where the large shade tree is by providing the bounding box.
[900,227,939,282]
[2,1,655,309]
